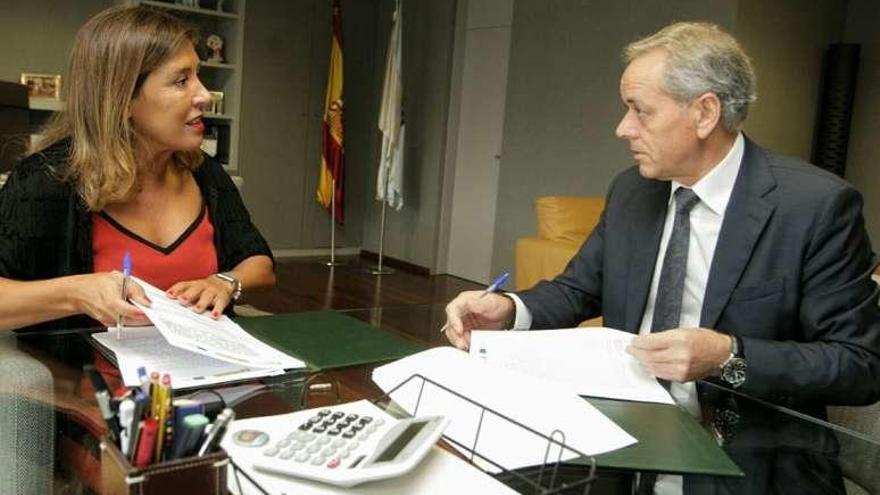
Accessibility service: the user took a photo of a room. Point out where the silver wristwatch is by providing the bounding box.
[720,335,746,388]
[215,272,242,301]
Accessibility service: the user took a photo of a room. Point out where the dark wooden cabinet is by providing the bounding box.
[0,81,29,174]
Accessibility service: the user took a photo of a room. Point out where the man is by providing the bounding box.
[444,22,880,411]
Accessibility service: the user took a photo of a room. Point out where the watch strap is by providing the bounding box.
[215,272,242,301]
[732,334,744,358]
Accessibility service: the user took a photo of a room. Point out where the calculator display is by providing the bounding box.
[374,420,427,463]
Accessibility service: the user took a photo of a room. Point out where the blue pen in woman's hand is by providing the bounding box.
[440,272,510,334]
[116,251,132,340]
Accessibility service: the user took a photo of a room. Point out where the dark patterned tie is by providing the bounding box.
[651,187,700,332]
[639,190,700,494]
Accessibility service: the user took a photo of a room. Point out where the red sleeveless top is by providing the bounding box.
[92,204,218,290]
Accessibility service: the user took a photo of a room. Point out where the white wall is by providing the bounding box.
[443,0,513,284]
[736,0,845,160]
[490,0,739,283]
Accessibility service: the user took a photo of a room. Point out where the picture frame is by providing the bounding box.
[20,73,61,99]
[207,91,224,115]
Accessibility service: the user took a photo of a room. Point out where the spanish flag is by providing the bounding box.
[317,0,344,224]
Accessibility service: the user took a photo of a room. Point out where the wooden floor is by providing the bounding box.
[242,256,483,314]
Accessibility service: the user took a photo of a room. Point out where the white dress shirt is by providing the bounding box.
[508,133,744,494]
[510,133,743,339]
[639,133,744,416]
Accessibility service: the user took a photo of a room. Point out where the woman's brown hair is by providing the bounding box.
[30,5,203,210]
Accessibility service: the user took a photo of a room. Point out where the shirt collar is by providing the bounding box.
[669,132,744,216]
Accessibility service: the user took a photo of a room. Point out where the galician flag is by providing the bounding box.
[377,0,404,210]
[317,0,345,224]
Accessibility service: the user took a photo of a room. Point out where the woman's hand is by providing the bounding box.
[72,272,152,327]
[167,275,236,319]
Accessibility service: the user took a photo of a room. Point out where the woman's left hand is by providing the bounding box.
[167,275,235,319]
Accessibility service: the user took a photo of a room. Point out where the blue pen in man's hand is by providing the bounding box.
[440,271,510,334]
[116,251,132,340]
[480,272,510,298]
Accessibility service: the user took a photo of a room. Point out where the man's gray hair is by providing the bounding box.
[623,22,757,132]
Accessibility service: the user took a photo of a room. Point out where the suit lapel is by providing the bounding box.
[624,180,669,331]
[701,139,777,329]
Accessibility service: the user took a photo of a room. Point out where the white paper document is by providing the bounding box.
[227,446,518,495]
[92,326,288,390]
[469,328,674,405]
[131,277,302,369]
[372,347,637,472]
[223,404,518,495]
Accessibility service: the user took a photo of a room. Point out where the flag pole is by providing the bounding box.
[322,177,346,267]
[369,167,394,275]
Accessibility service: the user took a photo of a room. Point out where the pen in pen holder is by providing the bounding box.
[101,434,228,495]
[101,408,231,495]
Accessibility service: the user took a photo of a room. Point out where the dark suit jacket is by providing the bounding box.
[519,138,880,407]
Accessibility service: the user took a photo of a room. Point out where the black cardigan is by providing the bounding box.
[0,140,273,332]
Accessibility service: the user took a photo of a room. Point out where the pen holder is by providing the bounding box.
[100,435,228,495]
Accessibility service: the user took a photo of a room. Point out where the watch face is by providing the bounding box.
[722,358,747,388]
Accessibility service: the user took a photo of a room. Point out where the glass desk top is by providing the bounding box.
[2,303,878,494]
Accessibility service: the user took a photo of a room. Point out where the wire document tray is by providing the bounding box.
[226,373,597,495]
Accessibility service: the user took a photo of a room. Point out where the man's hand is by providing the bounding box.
[443,291,515,350]
[627,328,732,382]
[167,275,236,319]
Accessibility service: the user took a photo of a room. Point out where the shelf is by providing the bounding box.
[28,97,64,112]
[140,0,239,19]
[204,113,233,120]
[201,60,236,70]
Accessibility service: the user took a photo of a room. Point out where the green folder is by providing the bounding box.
[588,398,743,476]
[238,311,426,370]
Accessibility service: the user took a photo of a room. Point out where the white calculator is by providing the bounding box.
[233,400,449,487]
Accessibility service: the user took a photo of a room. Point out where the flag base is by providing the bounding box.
[367,266,394,275]
[320,260,347,267]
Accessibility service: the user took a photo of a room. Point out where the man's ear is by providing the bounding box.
[693,92,722,139]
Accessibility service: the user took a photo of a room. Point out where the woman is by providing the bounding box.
[0,6,274,332]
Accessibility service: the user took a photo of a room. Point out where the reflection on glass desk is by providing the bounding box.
[2,303,879,494]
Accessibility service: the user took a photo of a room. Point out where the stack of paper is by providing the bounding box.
[470,328,674,405]
[92,278,305,389]
[372,347,637,472]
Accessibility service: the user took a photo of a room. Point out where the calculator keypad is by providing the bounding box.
[263,408,377,468]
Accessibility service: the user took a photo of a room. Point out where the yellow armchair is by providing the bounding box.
[515,196,605,326]
[515,196,604,290]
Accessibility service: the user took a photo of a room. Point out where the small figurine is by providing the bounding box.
[206,34,224,63]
